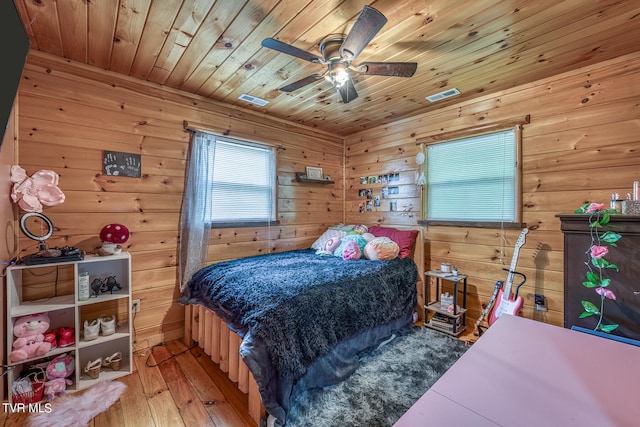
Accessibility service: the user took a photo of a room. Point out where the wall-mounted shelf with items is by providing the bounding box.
[5,253,132,403]
[295,172,334,184]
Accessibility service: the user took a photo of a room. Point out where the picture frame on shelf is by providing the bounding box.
[305,166,323,180]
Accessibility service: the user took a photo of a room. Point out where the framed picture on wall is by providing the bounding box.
[103,151,142,178]
[306,166,323,180]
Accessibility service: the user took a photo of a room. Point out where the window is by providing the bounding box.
[203,136,277,225]
[423,127,520,225]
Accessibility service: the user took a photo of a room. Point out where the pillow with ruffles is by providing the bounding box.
[333,234,368,259]
[311,228,346,250]
[368,226,419,259]
[364,236,400,260]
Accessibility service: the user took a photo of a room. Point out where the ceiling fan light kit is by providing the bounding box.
[261,6,417,103]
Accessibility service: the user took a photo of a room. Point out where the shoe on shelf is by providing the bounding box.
[85,357,102,379]
[57,326,75,347]
[99,314,116,336]
[102,352,123,371]
[43,331,57,350]
[84,319,100,341]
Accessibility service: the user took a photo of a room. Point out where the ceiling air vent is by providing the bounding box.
[238,93,269,106]
[426,88,461,103]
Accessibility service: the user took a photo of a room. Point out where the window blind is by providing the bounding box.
[426,129,516,222]
[206,138,275,222]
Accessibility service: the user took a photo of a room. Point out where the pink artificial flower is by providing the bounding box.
[590,245,609,259]
[595,287,616,300]
[585,202,605,213]
[10,165,65,212]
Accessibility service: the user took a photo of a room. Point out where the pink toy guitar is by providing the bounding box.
[488,228,528,326]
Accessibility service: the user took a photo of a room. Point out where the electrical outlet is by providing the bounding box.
[132,299,141,313]
[534,294,547,311]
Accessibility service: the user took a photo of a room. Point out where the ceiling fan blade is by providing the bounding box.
[337,78,358,103]
[339,6,387,61]
[280,74,324,92]
[261,38,323,63]
[357,62,417,77]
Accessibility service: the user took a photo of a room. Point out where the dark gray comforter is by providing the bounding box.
[179,249,418,424]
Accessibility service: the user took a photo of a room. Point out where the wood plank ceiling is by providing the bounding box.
[14,0,640,136]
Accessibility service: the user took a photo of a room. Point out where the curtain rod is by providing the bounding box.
[183,120,286,150]
[416,115,530,145]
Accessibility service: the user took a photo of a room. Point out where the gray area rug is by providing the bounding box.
[286,326,469,427]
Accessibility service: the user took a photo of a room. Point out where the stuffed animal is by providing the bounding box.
[9,313,52,363]
[44,353,75,401]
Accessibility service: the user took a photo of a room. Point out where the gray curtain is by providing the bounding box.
[178,131,215,292]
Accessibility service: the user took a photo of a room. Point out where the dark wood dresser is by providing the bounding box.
[558,214,640,340]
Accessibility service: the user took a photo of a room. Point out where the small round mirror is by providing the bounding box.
[20,212,54,249]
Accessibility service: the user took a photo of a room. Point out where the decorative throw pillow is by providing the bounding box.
[368,226,419,259]
[311,229,346,250]
[329,224,355,232]
[352,224,369,235]
[361,232,375,242]
[315,237,341,256]
[333,234,368,259]
[341,240,361,260]
[364,237,400,260]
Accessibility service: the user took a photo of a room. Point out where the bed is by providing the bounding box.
[179,225,425,426]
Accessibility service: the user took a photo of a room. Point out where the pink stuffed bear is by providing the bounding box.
[44,353,75,401]
[10,313,52,363]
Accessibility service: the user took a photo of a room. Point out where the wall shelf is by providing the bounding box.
[295,172,334,184]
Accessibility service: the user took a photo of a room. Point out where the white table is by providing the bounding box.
[395,314,640,426]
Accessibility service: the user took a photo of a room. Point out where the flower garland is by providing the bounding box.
[574,202,621,333]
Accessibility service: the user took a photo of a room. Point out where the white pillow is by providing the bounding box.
[311,229,346,250]
[362,232,375,242]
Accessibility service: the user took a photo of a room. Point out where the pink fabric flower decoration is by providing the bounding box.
[595,287,616,300]
[590,245,608,259]
[585,202,605,213]
[10,165,65,212]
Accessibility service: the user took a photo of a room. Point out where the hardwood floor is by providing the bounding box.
[1,340,257,427]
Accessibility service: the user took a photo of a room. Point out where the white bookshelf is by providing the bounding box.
[5,252,132,402]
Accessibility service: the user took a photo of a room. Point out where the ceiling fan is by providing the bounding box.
[261,5,417,103]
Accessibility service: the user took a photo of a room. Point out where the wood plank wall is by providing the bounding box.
[345,51,640,330]
[9,48,640,345]
[13,50,343,348]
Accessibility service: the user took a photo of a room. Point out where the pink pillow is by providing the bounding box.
[368,226,419,259]
[341,240,361,260]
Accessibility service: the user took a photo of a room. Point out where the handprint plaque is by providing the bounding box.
[103,151,142,178]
